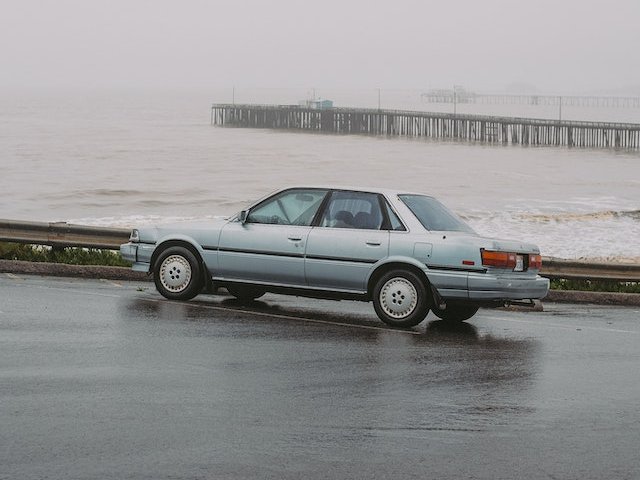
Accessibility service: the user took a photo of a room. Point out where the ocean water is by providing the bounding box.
[1,88,639,262]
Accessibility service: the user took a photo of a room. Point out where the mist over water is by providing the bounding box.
[2,88,639,261]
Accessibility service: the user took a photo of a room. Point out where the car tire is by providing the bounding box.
[431,302,479,323]
[153,246,203,301]
[226,285,266,303]
[373,269,430,328]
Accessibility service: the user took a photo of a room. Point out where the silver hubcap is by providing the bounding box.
[379,277,418,319]
[159,255,192,293]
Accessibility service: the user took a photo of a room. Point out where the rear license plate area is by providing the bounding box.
[514,255,524,272]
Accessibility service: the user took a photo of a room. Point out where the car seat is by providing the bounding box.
[333,210,354,228]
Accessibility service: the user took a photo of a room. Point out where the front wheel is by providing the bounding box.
[373,270,431,328]
[153,246,203,301]
[431,302,479,323]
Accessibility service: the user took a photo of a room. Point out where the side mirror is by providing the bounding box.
[238,210,248,224]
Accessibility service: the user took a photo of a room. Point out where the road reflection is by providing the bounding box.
[425,319,479,337]
[114,292,545,463]
[119,295,541,421]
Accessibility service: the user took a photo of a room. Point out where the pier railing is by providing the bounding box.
[211,103,640,149]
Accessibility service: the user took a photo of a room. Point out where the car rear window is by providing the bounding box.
[398,195,475,233]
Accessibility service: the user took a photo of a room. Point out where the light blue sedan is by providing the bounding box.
[120,186,549,327]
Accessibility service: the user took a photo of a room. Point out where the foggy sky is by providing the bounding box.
[2,0,639,93]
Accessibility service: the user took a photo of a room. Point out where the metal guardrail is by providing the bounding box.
[1,219,639,282]
[0,219,129,250]
[540,258,640,282]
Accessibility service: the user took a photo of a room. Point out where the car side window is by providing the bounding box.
[319,191,383,230]
[246,189,328,226]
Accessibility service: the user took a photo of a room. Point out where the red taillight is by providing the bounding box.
[481,250,517,268]
[529,254,542,270]
[482,250,542,271]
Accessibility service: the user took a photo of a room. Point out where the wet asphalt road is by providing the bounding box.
[1,274,639,480]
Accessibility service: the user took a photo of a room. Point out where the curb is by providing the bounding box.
[0,259,150,282]
[1,260,639,306]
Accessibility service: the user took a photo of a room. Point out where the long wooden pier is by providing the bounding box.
[211,104,640,150]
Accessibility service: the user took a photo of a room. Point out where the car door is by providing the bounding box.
[305,190,389,292]
[217,188,328,285]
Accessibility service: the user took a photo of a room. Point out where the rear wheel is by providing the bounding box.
[153,246,203,301]
[373,269,430,328]
[431,302,479,323]
[226,285,266,302]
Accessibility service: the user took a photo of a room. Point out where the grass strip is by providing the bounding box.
[0,242,131,267]
[549,278,640,294]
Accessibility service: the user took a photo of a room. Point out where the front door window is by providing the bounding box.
[247,189,328,226]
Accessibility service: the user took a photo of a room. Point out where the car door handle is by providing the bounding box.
[288,237,303,242]
[365,241,381,246]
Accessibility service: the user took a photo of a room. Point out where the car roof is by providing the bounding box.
[280,185,433,198]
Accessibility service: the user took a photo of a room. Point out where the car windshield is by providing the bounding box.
[398,194,475,234]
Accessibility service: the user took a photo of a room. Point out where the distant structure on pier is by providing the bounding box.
[421,89,640,108]
[422,87,478,104]
[298,98,333,109]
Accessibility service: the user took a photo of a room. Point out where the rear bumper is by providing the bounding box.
[467,272,549,301]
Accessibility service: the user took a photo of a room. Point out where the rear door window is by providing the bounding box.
[319,191,384,230]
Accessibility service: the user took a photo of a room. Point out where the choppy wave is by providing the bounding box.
[43,189,164,200]
[42,188,214,200]
[67,214,229,228]
[465,208,640,262]
[42,189,242,211]
[516,209,640,222]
